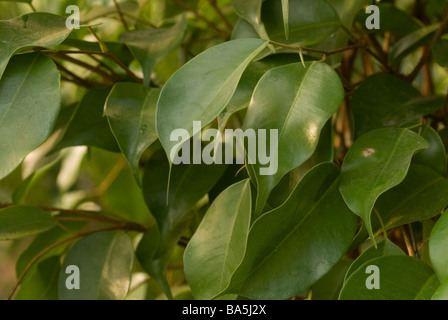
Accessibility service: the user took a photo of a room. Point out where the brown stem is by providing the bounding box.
[113,0,130,31]
[55,61,96,89]
[207,0,233,32]
[269,40,362,55]
[400,225,415,257]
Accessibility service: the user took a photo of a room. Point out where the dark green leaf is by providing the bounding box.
[59,231,134,300]
[340,128,429,245]
[105,83,160,183]
[340,256,440,300]
[0,206,56,240]
[184,180,251,300]
[243,61,344,215]
[433,38,448,67]
[222,163,357,300]
[351,74,444,138]
[0,53,61,180]
[411,125,447,176]
[429,209,448,282]
[311,257,353,300]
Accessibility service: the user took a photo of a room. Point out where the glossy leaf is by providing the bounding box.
[15,256,60,300]
[351,74,444,138]
[243,61,344,215]
[311,257,353,300]
[429,210,448,282]
[262,0,340,45]
[118,15,187,86]
[281,0,289,40]
[0,206,56,240]
[0,12,71,78]
[344,239,404,281]
[389,23,440,65]
[157,38,269,161]
[340,128,429,245]
[0,53,61,180]
[433,39,448,67]
[59,232,134,300]
[340,256,440,300]
[232,0,269,40]
[221,163,357,300]
[105,83,160,183]
[184,180,251,300]
[52,88,119,153]
[411,125,447,176]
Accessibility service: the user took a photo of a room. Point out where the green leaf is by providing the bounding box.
[118,15,187,86]
[15,256,60,300]
[0,53,61,180]
[243,61,344,215]
[232,0,270,40]
[52,88,120,153]
[433,39,448,67]
[429,209,448,282]
[0,206,56,240]
[344,239,404,281]
[59,231,134,300]
[262,0,340,45]
[221,163,357,300]
[340,256,440,300]
[0,12,71,79]
[389,23,440,65]
[351,74,445,138]
[0,0,32,3]
[411,125,447,176]
[432,278,448,300]
[311,257,353,300]
[105,83,160,184]
[281,0,289,40]
[184,180,251,300]
[339,128,429,245]
[157,38,268,161]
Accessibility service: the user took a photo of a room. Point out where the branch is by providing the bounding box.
[407,13,448,81]
[113,0,130,31]
[269,40,362,56]
[207,0,233,32]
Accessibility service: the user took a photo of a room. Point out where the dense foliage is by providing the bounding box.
[0,0,448,300]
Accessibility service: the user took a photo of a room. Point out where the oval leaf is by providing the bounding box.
[105,83,160,184]
[340,256,440,300]
[0,53,61,180]
[156,38,268,161]
[0,12,71,79]
[59,231,134,300]
[221,163,357,300]
[429,210,448,282]
[243,61,344,215]
[0,206,56,240]
[340,128,429,245]
[184,180,251,300]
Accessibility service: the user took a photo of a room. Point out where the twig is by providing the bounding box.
[171,0,227,37]
[207,0,233,32]
[400,225,415,257]
[29,2,37,12]
[269,40,362,56]
[407,13,448,81]
[113,0,130,31]
[53,60,97,88]
[7,225,143,300]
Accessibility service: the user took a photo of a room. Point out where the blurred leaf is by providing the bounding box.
[119,15,187,86]
[59,231,134,300]
[184,180,251,300]
[105,83,159,184]
[0,206,56,240]
[340,256,440,300]
[351,74,444,138]
[433,39,448,67]
[340,128,429,245]
[0,12,71,78]
[432,278,448,300]
[429,209,448,282]
[222,163,357,300]
[52,87,120,153]
[281,0,289,40]
[389,23,440,65]
[15,256,60,300]
[243,62,343,215]
[0,53,61,180]
[157,38,268,161]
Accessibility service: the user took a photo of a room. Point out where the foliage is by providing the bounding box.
[0,0,447,300]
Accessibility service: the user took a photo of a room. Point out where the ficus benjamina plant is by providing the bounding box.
[0,0,447,301]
